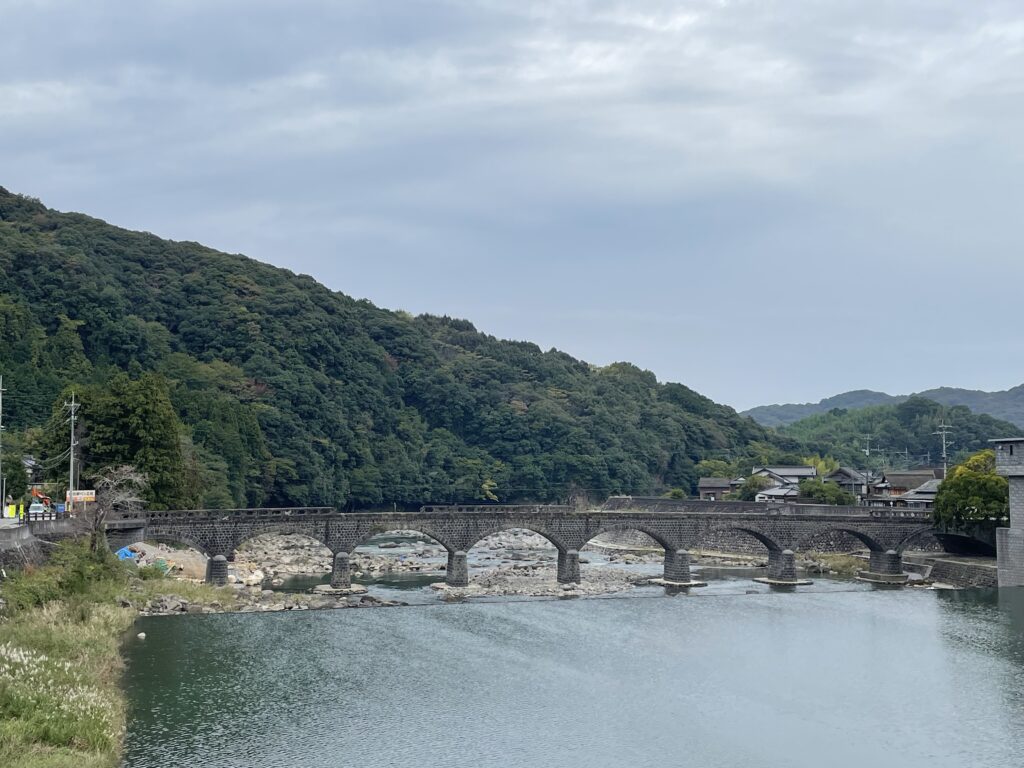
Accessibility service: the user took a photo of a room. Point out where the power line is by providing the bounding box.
[38,448,73,469]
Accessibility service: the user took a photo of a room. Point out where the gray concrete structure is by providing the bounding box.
[117,498,935,587]
[993,438,1024,588]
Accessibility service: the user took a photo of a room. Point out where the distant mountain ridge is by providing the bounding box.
[744,386,1024,429]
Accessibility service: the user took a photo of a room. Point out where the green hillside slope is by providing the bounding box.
[742,390,902,428]
[0,187,769,508]
[745,386,1024,429]
[780,397,1019,470]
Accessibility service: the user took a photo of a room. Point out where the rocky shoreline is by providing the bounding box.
[137,587,407,616]
[131,531,881,615]
[433,563,645,599]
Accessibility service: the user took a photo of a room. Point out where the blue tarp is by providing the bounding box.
[116,547,134,560]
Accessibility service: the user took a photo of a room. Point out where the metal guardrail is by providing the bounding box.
[26,510,67,522]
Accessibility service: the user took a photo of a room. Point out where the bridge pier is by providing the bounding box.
[664,548,692,582]
[858,549,908,585]
[656,549,706,587]
[331,552,351,589]
[557,549,581,584]
[754,549,811,586]
[446,550,469,587]
[205,555,228,586]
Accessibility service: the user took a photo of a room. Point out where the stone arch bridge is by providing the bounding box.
[108,497,936,587]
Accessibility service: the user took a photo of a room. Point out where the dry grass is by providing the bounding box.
[804,552,866,577]
[0,541,236,767]
[0,602,133,768]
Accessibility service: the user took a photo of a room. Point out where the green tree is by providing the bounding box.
[934,449,1008,528]
[35,374,194,509]
[695,459,735,478]
[797,478,857,505]
[801,455,839,477]
[729,475,773,501]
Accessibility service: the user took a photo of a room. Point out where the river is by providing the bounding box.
[122,581,1024,768]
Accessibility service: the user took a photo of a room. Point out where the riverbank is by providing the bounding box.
[0,541,236,768]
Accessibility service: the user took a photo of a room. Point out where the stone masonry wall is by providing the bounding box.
[930,559,999,589]
[141,501,937,565]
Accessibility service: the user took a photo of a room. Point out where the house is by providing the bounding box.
[756,485,799,503]
[824,467,871,498]
[698,477,732,501]
[898,479,942,509]
[750,466,818,487]
[872,469,942,497]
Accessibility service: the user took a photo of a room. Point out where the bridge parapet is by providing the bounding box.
[419,504,574,515]
[153,507,336,521]
[602,496,931,520]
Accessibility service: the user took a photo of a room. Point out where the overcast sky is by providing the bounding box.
[3,1,1024,410]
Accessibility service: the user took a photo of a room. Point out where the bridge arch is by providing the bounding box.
[232,525,333,559]
[795,527,885,553]
[349,527,454,554]
[895,526,940,553]
[696,523,785,554]
[132,532,212,557]
[463,525,568,554]
[128,528,214,561]
[581,524,675,553]
[459,526,563,584]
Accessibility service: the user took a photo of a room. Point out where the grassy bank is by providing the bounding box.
[0,541,233,768]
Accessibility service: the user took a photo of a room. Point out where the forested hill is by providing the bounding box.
[0,187,770,508]
[745,386,1024,429]
[779,397,1020,470]
[743,391,901,428]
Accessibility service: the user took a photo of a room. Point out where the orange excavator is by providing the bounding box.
[30,487,53,508]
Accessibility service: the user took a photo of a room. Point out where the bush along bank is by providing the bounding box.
[0,541,235,768]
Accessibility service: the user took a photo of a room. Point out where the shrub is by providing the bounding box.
[136,564,166,581]
[0,541,128,615]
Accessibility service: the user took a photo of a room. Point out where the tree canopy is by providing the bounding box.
[933,449,1009,528]
[797,479,857,506]
[779,397,1019,471]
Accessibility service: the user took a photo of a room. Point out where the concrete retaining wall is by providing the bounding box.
[0,525,44,571]
[929,559,999,589]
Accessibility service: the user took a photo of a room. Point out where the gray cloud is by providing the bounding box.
[3,0,1024,409]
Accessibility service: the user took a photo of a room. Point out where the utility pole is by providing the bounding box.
[66,392,79,515]
[0,375,6,510]
[933,421,953,477]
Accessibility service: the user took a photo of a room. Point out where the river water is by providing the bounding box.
[122,581,1024,768]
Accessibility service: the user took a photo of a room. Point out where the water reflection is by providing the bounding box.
[123,586,1024,768]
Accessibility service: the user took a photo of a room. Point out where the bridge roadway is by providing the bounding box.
[105,497,936,588]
